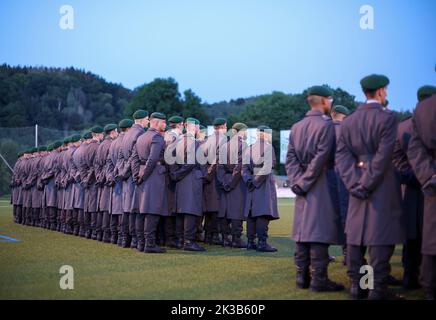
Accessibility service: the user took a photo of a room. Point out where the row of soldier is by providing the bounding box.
[10,112,280,254]
[286,75,436,300]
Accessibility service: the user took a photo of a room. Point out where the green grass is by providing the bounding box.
[0,199,426,299]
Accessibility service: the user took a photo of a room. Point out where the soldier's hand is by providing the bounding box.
[422,175,436,197]
[291,184,306,196]
[350,184,370,200]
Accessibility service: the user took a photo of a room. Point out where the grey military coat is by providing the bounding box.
[95,138,113,212]
[242,138,279,220]
[81,140,100,213]
[106,133,125,215]
[131,128,169,216]
[407,94,436,255]
[41,151,59,208]
[286,110,342,244]
[336,103,405,246]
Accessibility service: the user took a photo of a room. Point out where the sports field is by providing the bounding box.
[0,197,425,300]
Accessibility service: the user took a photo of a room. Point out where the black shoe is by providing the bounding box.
[211,233,222,245]
[102,232,111,243]
[86,230,92,239]
[136,241,145,252]
[296,267,311,289]
[387,275,402,286]
[368,289,405,300]
[73,226,80,236]
[310,278,345,292]
[110,234,118,244]
[144,241,166,253]
[65,226,73,235]
[183,240,206,252]
[257,239,277,252]
[96,232,103,242]
[130,236,138,249]
[117,235,123,247]
[167,239,183,249]
[91,231,97,240]
[247,239,257,250]
[196,232,205,243]
[231,236,247,249]
[350,282,369,300]
[121,235,131,248]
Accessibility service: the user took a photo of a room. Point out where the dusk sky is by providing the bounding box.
[1,0,435,111]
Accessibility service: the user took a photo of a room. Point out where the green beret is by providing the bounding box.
[165,125,171,132]
[63,136,71,144]
[52,141,63,149]
[90,126,104,134]
[168,116,184,124]
[360,74,390,91]
[70,134,81,143]
[332,105,350,115]
[257,125,272,132]
[307,85,333,97]
[212,117,227,126]
[150,112,166,120]
[133,109,149,119]
[199,125,207,131]
[17,151,23,157]
[46,144,54,152]
[82,132,92,140]
[104,123,118,133]
[30,147,38,153]
[119,119,134,129]
[232,122,248,132]
[417,85,436,102]
[186,117,200,125]
[38,146,47,152]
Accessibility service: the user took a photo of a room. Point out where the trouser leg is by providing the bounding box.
[368,245,395,291]
[84,211,92,238]
[129,212,137,237]
[175,214,184,242]
[135,213,146,249]
[164,216,176,243]
[347,245,367,281]
[421,255,436,290]
[144,214,161,242]
[32,208,40,226]
[246,215,256,241]
[65,209,73,233]
[101,211,111,242]
[77,209,85,236]
[90,212,97,239]
[72,209,79,235]
[16,205,23,224]
[310,243,330,281]
[295,242,311,288]
[230,219,243,237]
[220,218,231,245]
[109,214,120,244]
[183,214,198,242]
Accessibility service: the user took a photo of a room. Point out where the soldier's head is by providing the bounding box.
[213,117,227,133]
[69,135,81,147]
[133,110,149,128]
[168,116,184,132]
[185,118,200,135]
[331,105,350,122]
[417,85,436,102]
[149,112,167,132]
[197,125,207,141]
[118,119,134,134]
[257,125,272,143]
[232,122,248,140]
[306,86,333,114]
[360,74,389,106]
[104,124,118,139]
[90,126,104,142]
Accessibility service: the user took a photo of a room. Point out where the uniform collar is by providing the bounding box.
[359,102,383,110]
[306,109,325,117]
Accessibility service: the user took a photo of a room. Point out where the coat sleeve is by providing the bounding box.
[294,122,335,192]
[285,130,304,186]
[392,133,420,187]
[359,114,398,191]
[131,144,141,183]
[336,125,362,190]
[407,116,436,185]
[141,135,164,182]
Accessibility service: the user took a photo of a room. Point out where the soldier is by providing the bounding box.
[202,117,228,245]
[30,146,46,227]
[161,115,185,247]
[331,105,351,266]
[407,89,436,300]
[336,74,406,300]
[170,117,206,251]
[81,126,104,240]
[131,112,169,253]
[393,86,436,290]
[217,123,248,248]
[62,135,81,235]
[95,124,118,242]
[242,125,279,252]
[119,110,149,248]
[286,86,345,292]
[22,148,36,226]
[10,152,24,224]
[41,142,60,230]
[72,132,91,237]
[106,119,134,245]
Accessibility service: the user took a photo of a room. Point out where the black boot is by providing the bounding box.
[65,224,73,235]
[231,235,247,248]
[183,240,206,252]
[196,231,205,243]
[117,233,123,246]
[91,230,98,240]
[387,274,402,286]
[310,268,345,292]
[73,225,80,236]
[402,271,421,290]
[136,239,145,252]
[257,238,277,252]
[167,238,183,249]
[130,235,138,249]
[368,286,405,300]
[79,227,86,237]
[102,231,111,243]
[350,281,369,300]
[247,238,257,250]
[211,233,221,245]
[85,229,92,239]
[144,239,166,253]
[110,233,118,244]
[296,266,311,289]
[121,235,131,248]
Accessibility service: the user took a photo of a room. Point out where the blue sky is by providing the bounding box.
[0,0,435,111]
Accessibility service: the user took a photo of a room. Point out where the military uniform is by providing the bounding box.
[41,146,59,230]
[242,130,279,252]
[407,93,436,299]
[392,117,424,289]
[286,104,344,291]
[131,122,169,253]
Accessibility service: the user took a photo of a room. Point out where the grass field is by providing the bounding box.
[0,197,426,300]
